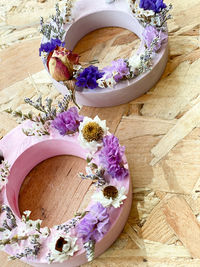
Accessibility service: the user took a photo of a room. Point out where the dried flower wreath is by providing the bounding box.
[0,95,131,266]
[39,0,171,91]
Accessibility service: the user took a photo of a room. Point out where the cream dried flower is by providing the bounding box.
[48,235,79,263]
[92,185,127,208]
[128,54,142,72]
[78,116,108,153]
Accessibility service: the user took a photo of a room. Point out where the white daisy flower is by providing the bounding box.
[20,211,43,234]
[0,177,8,190]
[40,226,50,237]
[48,235,79,263]
[128,54,142,72]
[97,75,117,88]
[97,77,106,88]
[17,223,27,236]
[106,77,117,88]
[41,51,48,59]
[127,0,134,9]
[78,116,108,153]
[23,210,31,217]
[2,229,11,239]
[0,160,10,190]
[85,166,93,176]
[26,219,42,231]
[92,185,127,208]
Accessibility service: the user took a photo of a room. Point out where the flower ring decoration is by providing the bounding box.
[0,95,132,266]
[39,0,172,107]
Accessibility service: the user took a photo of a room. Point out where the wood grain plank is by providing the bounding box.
[151,99,200,165]
[116,116,200,194]
[2,0,200,266]
[0,39,43,90]
[19,155,91,227]
[163,196,200,258]
[141,195,177,244]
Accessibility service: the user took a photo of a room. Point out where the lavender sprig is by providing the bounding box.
[40,1,74,41]
[83,240,95,262]
[0,161,10,191]
[64,0,74,23]
[2,220,12,231]
[6,94,73,134]
[24,94,74,122]
[57,93,71,113]
[40,4,65,41]
[6,94,76,137]
[0,235,28,246]
[138,36,159,73]
[1,205,17,229]
[55,211,87,234]
[56,218,78,233]
[6,109,35,122]
[79,167,106,188]
[22,123,50,137]
[9,235,41,260]
[24,96,56,121]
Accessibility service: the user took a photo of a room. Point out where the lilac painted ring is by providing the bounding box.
[43,0,168,107]
[0,121,132,266]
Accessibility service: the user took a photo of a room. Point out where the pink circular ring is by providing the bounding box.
[42,1,168,107]
[0,121,132,266]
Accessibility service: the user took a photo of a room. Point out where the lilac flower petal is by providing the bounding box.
[51,107,83,135]
[143,25,168,51]
[51,119,67,135]
[102,59,130,82]
[114,73,123,82]
[99,135,128,180]
[76,203,110,242]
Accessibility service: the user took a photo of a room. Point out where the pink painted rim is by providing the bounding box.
[0,121,132,267]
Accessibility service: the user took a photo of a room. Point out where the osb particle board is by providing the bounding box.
[1,0,200,266]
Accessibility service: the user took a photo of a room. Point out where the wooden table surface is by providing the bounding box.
[1,0,200,266]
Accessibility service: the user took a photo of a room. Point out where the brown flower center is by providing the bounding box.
[82,122,103,142]
[55,237,68,252]
[103,186,118,199]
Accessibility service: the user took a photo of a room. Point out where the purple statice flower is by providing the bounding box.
[143,25,168,51]
[76,66,104,89]
[76,203,110,242]
[139,0,166,13]
[51,107,83,135]
[103,59,130,82]
[99,135,128,180]
[39,38,65,56]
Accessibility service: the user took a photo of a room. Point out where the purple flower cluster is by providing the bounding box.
[51,107,83,135]
[39,38,65,56]
[139,0,166,13]
[76,66,104,89]
[99,135,128,180]
[76,203,110,242]
[103,59,130,82]
[143,25,168,51]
